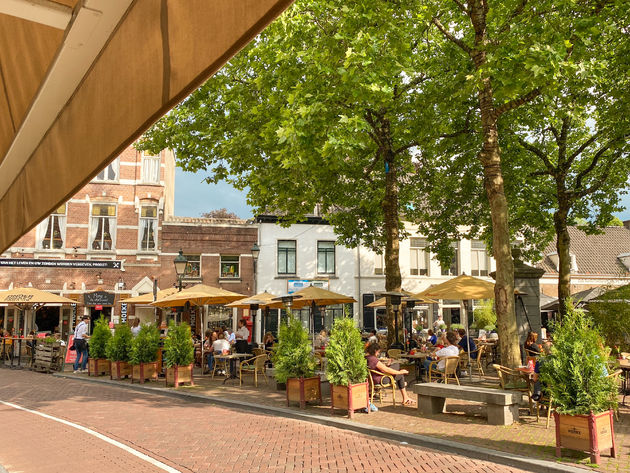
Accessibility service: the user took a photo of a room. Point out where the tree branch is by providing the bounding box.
[393,75,428,100]
[495,88,541,117]
[431,17,472,54]
[574,135,628,192]
[575,150,622,198]
[394,141,419,155]
[518,137,556,175]
[567,132,601,165]
[452,0,468,15]
[498,0,529,35]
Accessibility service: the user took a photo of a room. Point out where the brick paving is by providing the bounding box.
[0,370,526,473]
[52,367,628,472]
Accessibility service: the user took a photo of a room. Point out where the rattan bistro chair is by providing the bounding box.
[387,349,402,360]
[428,357,460,385]
[239,354,268,387]
[368,369,396,406]
[211,354,228,379]
[607,369,622,421]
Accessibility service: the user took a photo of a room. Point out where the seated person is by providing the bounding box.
[212,332,231,354]
[365,342,415,406]
[263,332,275,351]
[367,329,378,345]
[408,334,419,351]
[427,329,437,346]
[314,329,328,349]
[435,332,447,349]
[203,330,214,373]
[457,328,477,359]
[524,331,540,356]
[423,331,460,379]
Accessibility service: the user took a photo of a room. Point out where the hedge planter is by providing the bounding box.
[110,361,132,380]
[166,364,194,388]
[286,376,322,409]
[554,410,617,465]
[88,358,111,376]
[132,362,158,384]
[331,381,369,418]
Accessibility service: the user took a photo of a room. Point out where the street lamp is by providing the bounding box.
[173,249,187,323]
[380,291,404,349]
[403,297,420,351]
[246,301,262,347]
[251,243,260,294]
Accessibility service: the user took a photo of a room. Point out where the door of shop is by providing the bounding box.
[89,306,112,334]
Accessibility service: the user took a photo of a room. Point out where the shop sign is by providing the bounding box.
[95,305,103,311]
[0,258,123,269]
[121,303,127,324]
[84,291,115,306]
[71,304,76,326]
[287,279,329,294]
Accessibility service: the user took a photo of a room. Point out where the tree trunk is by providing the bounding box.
[471,3,521,369]
[383,148,402,347]
[554,206,572,317]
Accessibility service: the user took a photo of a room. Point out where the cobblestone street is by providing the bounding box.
[0,370,527,473]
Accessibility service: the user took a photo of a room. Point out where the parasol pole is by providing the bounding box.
[462,300,473,382]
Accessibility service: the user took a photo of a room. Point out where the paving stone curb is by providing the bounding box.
[53,373,588,473]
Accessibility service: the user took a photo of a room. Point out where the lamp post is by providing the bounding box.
[173,249,187,323]
[250,243,260,340]
[247,302,261,347]
[381,291,404,349]
[403,297,420,351]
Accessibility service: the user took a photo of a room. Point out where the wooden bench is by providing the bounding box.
[412,383,522,425]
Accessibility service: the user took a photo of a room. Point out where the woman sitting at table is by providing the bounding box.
[524,331,540,356]
[212,332,231,375]
[365,342,415,406]
[263,332,275,351]
[427,329,437,346]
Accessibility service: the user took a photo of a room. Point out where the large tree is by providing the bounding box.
[140,1,441,344]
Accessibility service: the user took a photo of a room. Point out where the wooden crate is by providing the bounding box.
[331,382,369,418]
[286,376,322,409]
[33,343,64,373]
[165,364,194,387]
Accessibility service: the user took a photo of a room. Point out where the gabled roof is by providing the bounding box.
[538,226,630,276]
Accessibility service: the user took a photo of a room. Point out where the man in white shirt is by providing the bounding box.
[423,331,460,379]
[73,316,90,373]
[235,319,250,353]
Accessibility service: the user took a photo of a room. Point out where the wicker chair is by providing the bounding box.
[239,354,268,387]
[387,349,402,360]
[607,369,622,421]
[493,363,533,414]
[428,356,460,385]
[460,344,486,376]
[368,369,396,406]
[252,348,265,357]
[535,391,554,428]
[211,354,228,379]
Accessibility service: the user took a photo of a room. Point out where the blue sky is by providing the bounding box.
[174,167,630,222]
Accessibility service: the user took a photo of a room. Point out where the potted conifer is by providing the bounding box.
[88,316,112,376]
[163,322,195,387]
[540,302,618,465]
[326,317,369,418]
[273,315,320,409]
[130,323,160,383]
[106,323,133,380]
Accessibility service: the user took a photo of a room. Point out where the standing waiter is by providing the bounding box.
[234,319,250,354]
[73,315,90,373]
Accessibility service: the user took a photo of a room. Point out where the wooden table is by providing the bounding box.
[215,353,250,384]
[399,352,429,380]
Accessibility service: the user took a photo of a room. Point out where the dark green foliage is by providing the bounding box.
[129,323,160,364]
[163,322,195,368]
[106,324,133,362]
[472,300,497,330]
[43,336,57,344]
[589,285,630,352]
[325,317,367,386]
[89,316,112,359]
[272,315,316,383]
[540,301,617,415]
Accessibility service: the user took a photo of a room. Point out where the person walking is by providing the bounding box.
[73,316,90,373]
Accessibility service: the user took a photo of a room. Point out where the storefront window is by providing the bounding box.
[220,255,240,278]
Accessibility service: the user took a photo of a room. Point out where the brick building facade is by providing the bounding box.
[0,146,257,340]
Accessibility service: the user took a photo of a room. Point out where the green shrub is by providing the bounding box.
[106,324,133,362]
[163,322,195,368]
[89,316,112,359]
[450,323,465,330]
[473,300,496,329]
[272,314,316,383]
[129,323,160,364]
[589,285,630,352]
[540,301,617,415]
[325,317,367,386]
[43,336,57,344]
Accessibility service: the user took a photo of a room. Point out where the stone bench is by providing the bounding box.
[412,383,522,425]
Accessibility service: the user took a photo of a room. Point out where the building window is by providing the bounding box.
[317,241,335,274]
[220,255,240,278]
[90,204,116,250]
[410,237,429,276]
[277,240,296,274]
[141,152,161,184]
[183,255,201,279]
[374,253,385,275]
[471,240,490,277]
[139,206,158,251]
[93,158,119,182]
[40,204,66,249]
[441,242,459,276]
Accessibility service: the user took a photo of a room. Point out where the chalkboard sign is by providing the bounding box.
[84,291,115,306]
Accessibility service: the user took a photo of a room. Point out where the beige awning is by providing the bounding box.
[0,287,76,309]
[151,284,245,308]
[119,287,178,304]
[0,0,294,252]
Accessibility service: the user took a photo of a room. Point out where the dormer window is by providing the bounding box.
[547,252,578,272]
[618,253,630,272]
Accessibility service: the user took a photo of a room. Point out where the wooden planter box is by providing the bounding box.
[331,381,369,418]
[110,361,132,380]
[166,364,194,388]
[286,376,322,409]
[554,410,617,465]
[131,362,158,384]
[88,358,111,376]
